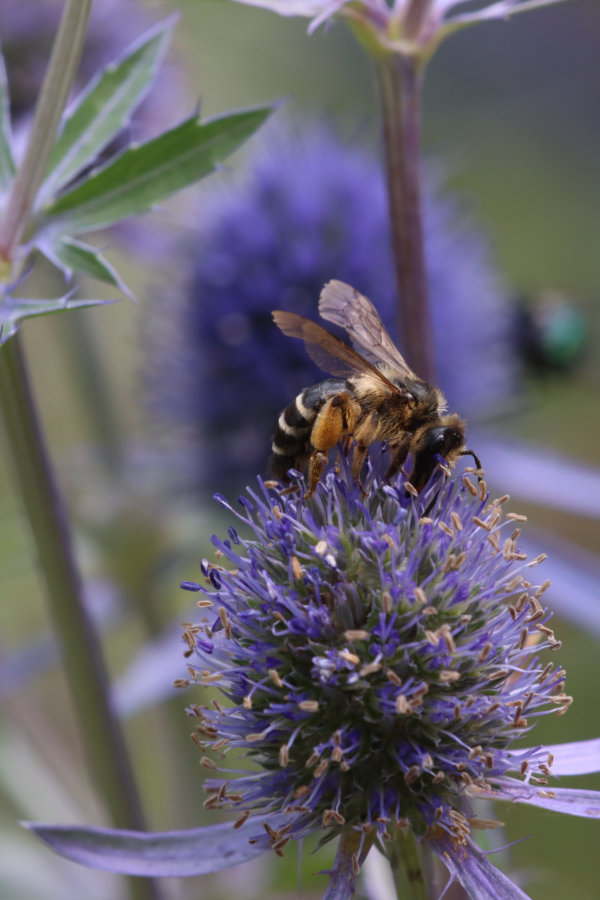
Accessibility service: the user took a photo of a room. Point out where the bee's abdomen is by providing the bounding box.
[269,379,349,482]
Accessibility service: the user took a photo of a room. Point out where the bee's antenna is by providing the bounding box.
[460,449,482,471]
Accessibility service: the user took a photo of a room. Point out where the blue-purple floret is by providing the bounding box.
[182,455,565,850]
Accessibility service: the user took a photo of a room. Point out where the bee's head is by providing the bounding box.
[426,414,466,457]
[409,414,467,492]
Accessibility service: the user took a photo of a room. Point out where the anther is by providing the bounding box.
[414,587,427,605]
[305,751,321,768]
[404,765,421,785]
[451,512,463,531]
[233,812,250,829]
[478,642,493,662]
[344,630,370,641]
[504,575,524,592]
[439,670,461,683]
[519,628,530,649]
[473,516,491,531]
[487,532,501,552]
[298,700,319,712]
[396,694,410,714]
[534,580,552,599]
[537,662,554,683]
[200,672,224,686]
[269,668,283,687]
[360,661,382,676]
[462,476,478,496]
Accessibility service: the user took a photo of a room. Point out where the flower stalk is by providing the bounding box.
[0,338,160,900]
[373,50,434,383]
[393,826,429,900]
[0,0,92,267]
[0,3,161,897]
[401,0,435,43]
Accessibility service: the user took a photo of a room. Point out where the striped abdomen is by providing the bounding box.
[269,378,350,482]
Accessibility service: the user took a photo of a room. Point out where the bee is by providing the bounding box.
[269,280,481,499]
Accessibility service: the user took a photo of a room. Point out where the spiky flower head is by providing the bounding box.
[151,124,515,489]
[181,453,569,885]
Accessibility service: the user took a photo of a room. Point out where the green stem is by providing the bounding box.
[0,0,92,264]
[374,53,435,384]
[59,310,125,475]
[0,337,160,900]
[392,827,430,900]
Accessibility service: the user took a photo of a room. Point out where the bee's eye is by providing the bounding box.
[431,433,445,452]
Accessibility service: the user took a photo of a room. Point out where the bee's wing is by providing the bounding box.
[272,310,407,396]
[319,280,416,378]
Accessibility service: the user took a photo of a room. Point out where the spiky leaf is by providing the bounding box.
[0,295,116,345]
[40,236,132,297]
[40,18,175,202]
[39,105,272,234]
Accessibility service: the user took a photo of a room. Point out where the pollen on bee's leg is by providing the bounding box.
[304,451,328,499]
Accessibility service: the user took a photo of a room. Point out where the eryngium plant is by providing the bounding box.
[28,454,600,897]
[179,453,572,894]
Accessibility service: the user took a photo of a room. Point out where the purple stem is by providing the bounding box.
[375,53,435,383]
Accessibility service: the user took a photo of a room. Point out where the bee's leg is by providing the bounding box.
[336,434,356,475]
[385,436,411,482]
[280,483,300,496]
[304,451,329,499]
[350,444,369,493]
[349,412,380,493]
[304,394,356,498]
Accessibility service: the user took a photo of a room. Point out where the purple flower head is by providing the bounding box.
[181,452,570,880]
[150,124,516,490]
[28,457,600,895]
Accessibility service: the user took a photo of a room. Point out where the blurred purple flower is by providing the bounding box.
[0,0,184,125]
[227,0,568,55]
[28,457,600,897]
[149,124,516,491]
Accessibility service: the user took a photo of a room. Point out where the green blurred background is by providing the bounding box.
[0,1,599,897]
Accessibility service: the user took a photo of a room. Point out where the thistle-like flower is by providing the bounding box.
[176,453,585,895]
[28,455,600,896]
